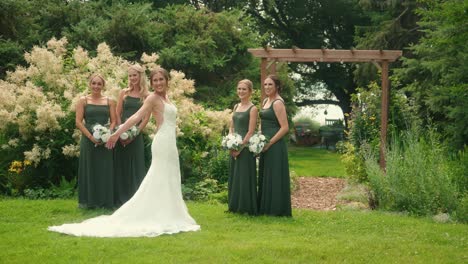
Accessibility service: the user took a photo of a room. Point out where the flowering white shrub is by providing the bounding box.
[0,37,231,185]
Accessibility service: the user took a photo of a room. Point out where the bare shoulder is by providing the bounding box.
[119,89,128,98]
[250,105,258,113]
[77,96,87,105]
[272,98,285,107]
[146,93,164,106]
[272,98,286,112]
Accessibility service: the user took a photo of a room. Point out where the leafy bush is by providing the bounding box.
[182,178,227,201]
[337,141,368,183]
[23,176,76,199]
[364,129,464,217]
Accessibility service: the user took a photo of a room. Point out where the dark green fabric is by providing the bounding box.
[258,100,292,216]
[228,105,258,215]
[113,96,147,206]
[78,103,114,208]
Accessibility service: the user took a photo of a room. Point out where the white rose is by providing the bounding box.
[120,132,129,140]
[101,133,111,143]
[249,145,255,152]
[93,131,101,140]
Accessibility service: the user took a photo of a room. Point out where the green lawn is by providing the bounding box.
[0,198,467,263]
[288,146,346,177]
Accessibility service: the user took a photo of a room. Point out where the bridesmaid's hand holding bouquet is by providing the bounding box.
[92,124,111,147]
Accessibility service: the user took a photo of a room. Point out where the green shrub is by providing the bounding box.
[23,176,76,199]
[182,178,226,201]
[455,193,468,223]
[337,141,368,182]
[364,130,462,217]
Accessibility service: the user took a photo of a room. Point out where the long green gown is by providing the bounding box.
[113,96,147,206]
[78,100,114,209]
[228,105,258,215]
[258,99,292,216]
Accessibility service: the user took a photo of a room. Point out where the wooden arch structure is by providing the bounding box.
[248,48,403,169]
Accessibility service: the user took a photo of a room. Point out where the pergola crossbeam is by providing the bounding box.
[248,48,402,62]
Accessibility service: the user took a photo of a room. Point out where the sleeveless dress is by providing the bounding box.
[228,105,258,215]
[258,99,292,216]
[49,101,200,237]
[114,96,147,206]
[78,100,114,209]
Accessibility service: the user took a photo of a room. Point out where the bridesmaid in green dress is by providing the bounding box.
[258,74,292,216]
[228,79,258,215]
[114,64,150,206]
[75,73,117,208]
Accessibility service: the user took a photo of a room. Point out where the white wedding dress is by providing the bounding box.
[48,101,200,237]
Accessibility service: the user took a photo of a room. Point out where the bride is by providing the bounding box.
[48,68,200,237]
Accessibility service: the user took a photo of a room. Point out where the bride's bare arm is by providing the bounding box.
[106,94,158,148]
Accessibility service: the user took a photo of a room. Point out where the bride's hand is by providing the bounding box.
[106,134,119,149]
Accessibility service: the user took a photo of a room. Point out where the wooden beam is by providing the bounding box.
[270,61,277,75]
[372,61,382,71]
[273,58,394,63]
[266,59,276,71]
[248,49,402,62]
[380,61,390,170]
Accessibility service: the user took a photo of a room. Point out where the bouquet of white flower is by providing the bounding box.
[221,133,243,151]
[248,132,269,155]
[92,124,111,144]
[115,125,139,140]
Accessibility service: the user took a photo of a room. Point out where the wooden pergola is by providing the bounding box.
[248,48,403,169]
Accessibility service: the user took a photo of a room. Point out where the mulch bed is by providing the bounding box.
[291,177,346,211]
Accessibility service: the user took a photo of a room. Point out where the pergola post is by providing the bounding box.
[380,61,390,170]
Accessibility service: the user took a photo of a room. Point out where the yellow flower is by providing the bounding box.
[23,160,32,166]
[8,160,23,174]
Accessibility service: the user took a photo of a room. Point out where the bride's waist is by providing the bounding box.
[157,125,176,133]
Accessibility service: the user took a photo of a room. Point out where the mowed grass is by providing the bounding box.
[288,146,346,177]
[1,198,467,263]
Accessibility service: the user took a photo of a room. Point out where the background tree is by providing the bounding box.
[245,0,369,119]
[354,0,424,86]
[396,0,468,149]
